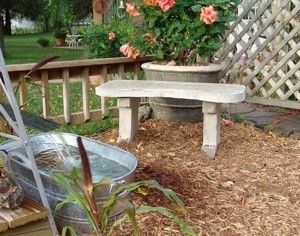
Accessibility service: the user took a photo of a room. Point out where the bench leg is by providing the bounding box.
[117,97,140,142]
[201,102,221,158]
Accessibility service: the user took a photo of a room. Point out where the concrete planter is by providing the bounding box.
[141,62,222,123]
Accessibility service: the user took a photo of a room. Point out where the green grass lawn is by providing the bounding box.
[4,33,88,64]
[1,32,119,137]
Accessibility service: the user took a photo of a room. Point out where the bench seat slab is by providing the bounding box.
[96,80,245,103]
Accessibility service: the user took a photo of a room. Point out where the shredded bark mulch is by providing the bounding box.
[89,119,300,236]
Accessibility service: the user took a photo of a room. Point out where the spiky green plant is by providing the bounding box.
[50,137,197,236]
[52,172,197,236]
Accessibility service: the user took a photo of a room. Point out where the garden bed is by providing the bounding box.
[89,119,300,236]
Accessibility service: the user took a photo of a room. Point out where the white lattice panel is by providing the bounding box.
[216,0,300,109]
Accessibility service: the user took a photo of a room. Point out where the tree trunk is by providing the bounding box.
[4,7,12,35]
[54,0,61,28]
[0,16,7,58]
[43,14,50,32]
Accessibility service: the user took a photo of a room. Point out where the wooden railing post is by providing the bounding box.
[41,70,50,119]
[117,64,125,80]
[99,65,108,118]
[62,68,71,124]
[133,62,141,80]
[82,67,90,122]
[0,88,9,134]
[19,72,28,111]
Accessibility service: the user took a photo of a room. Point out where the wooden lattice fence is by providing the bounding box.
[216,0,300,109]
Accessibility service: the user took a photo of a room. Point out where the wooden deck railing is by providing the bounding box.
[1,57,152,128]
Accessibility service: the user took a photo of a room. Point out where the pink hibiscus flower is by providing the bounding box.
[127,48,140,59]
[142,33,156,44]
[156,0,175,12]
[120,44,131,56]
[144,0,157,6]
[200,5,218,25]
[126,3,141,16]
[108,32,115,40]
[120,44,140,59]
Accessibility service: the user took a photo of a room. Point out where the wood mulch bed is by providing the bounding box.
[89,119,300,236]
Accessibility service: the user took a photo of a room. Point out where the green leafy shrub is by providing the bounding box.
[82,19,135,59]
[221,111,245,123]
[55,112,118,136]
[120,0,239,64]
[37,38,50,47]
[54,29,67,39]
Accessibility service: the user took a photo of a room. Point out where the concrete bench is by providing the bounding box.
[96,80,245,158]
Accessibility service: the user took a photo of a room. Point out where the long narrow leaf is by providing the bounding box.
[25,55,60,77]
[50,171,100,234]
[100,196,118,231]
[120,199,140,236]
[136,206,197,236]
[77,137,101,231]
[109,205,197,236]
[61,225,77,236]
[113,180,186,210]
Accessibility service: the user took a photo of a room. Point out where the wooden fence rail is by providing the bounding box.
[0,57,151,129]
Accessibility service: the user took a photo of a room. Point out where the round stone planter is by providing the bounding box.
[141,62,222,123]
